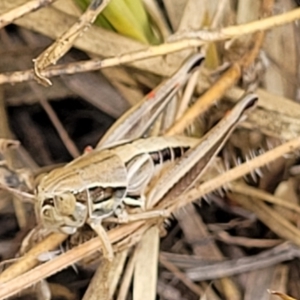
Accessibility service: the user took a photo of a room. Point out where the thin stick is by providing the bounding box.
[170,0,294,42]
[159,254,203,296]
[29,82,80,158]
[116,248,138,300]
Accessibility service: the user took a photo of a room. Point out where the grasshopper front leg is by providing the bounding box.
[87,218,114,261]
[83,186,113,261]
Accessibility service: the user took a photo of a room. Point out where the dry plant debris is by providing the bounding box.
[1,0,300,299]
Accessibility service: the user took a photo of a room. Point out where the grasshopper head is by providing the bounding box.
[35,186,87,235]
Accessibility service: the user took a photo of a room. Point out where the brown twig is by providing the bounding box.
[34,88,80,158]
[185,242,300,281]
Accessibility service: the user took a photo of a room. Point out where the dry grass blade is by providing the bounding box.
[78,249,128,300]
[133,226,159,300]
[267,265,288,300]
[108,249,130,298]
[0,0,57,29]
[166,64,241,135]
[166,25,264,135]
[215,231,282,248]
[82,259,111,300]
[175,204,241,300]
[230,182,300,214]
[244,267,277,300]
[246,108,300,140]
[228,87,300,119]
[227,87,300,140]
[170,6,300,41]
[116,247,139,300]
[33,0,111,85]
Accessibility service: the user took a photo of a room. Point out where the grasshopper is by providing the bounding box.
[35,54,205,260]
[34,53,257,261]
